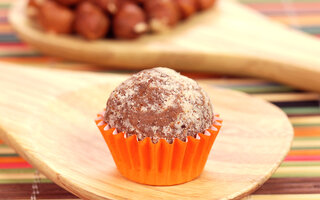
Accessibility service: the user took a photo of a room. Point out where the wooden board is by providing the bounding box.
[9,0,320,93]
[0,63,293,200]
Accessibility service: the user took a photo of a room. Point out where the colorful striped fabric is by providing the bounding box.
[1,0,320,199]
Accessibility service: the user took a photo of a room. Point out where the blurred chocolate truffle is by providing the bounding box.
[56,0,81,6]
[113,3,148,39]
[104,67,214,143]
[144,0,181,32]
[175,0,197,19]
[89,0,120,14]
[75,1,110,40]
[38,0,74,34]
[197,0,216,10]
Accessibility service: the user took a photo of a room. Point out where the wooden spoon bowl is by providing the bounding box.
[0,64,293,199]
[9,0,320,92]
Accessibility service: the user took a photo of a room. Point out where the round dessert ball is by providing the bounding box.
[104,67,214,143]
[74,1,110,40]
[38,0,74,34]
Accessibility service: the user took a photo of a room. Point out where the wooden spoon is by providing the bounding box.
[0,63,293,199]
[9,0,320,92]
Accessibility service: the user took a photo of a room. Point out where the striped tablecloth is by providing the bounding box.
[1,0,320,199]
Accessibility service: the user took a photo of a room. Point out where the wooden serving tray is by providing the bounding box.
[0,63,293,199]
[9,0,320,93]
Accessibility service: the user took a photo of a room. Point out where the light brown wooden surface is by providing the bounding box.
[0,63,293,200]
[9,0,320,93]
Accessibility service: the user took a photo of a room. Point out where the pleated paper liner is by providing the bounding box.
[95,112,222,186]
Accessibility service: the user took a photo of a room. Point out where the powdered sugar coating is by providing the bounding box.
[104,67,214,143]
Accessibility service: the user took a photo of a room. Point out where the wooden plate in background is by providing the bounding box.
[9,0,320,92]
[0,64,293,199]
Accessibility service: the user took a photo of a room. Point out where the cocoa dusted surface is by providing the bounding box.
[104,67,214,143]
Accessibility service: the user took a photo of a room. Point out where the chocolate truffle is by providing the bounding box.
[104,67,214,143]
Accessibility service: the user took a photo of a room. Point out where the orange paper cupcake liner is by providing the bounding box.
[95,112,222,186]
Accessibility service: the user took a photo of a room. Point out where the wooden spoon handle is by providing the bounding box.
[0,63,126,115]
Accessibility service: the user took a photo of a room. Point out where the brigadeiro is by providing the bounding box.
[105,67,213,143]
[95,67,222,185]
